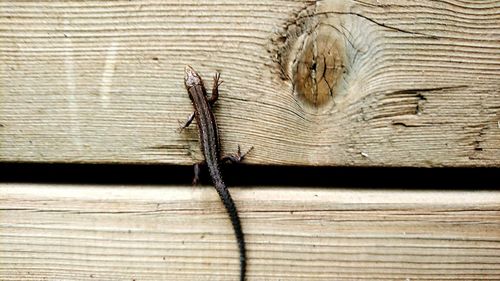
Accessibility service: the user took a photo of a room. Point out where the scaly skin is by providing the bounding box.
[182,65,247,281]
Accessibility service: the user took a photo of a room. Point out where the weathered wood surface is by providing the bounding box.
[1,0,499,166]
[1,184,499,280]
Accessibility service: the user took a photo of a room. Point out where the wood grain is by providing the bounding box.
[1,184,499,280]
[0,0,499,166]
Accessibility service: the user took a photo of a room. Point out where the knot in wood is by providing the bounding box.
[293,25,344,107]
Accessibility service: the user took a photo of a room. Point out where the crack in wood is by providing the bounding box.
[309,11,439,39]
[472,126,487,152]
[359,86,470,124]
[387,86,469,96]
[391,121,423,128]
[144,144,191,150]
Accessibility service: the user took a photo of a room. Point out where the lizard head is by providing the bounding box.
[184,65,203,89]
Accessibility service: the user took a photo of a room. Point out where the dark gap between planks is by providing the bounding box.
[0,163,497,189]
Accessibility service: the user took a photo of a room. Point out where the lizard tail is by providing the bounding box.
[214,180,246,281]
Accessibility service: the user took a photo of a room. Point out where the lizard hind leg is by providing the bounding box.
[221,145,254,164]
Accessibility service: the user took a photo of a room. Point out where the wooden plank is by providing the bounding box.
[0,0,499,166]
[1,184,499,280]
